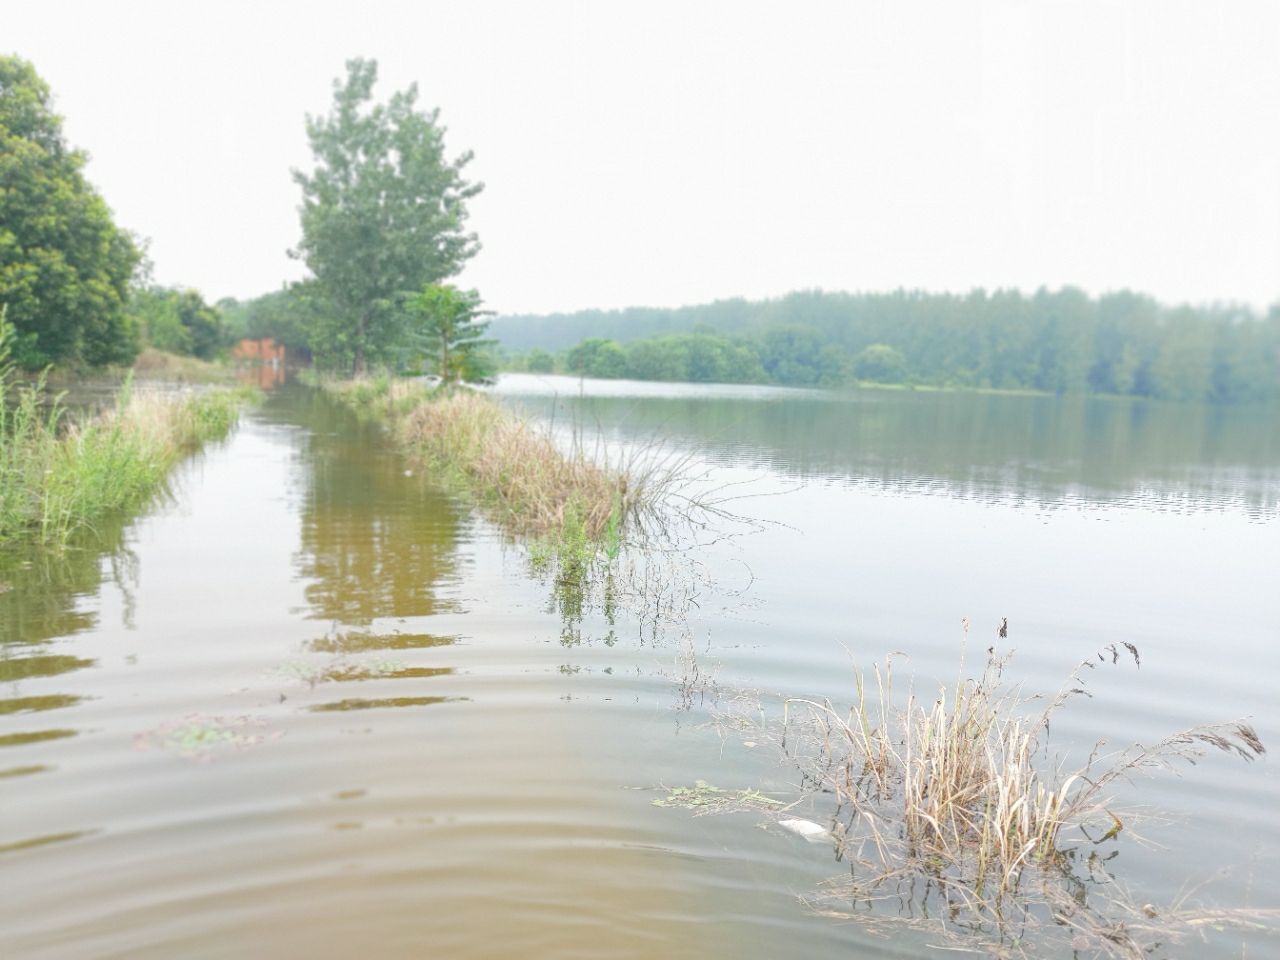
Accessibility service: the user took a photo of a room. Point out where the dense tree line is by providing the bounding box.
[510,333,768,384]
[497,289,1280,403]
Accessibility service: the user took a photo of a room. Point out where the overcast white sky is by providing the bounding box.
[6,0,1279,313]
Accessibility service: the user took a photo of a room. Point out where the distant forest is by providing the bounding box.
[494,288,1280,404]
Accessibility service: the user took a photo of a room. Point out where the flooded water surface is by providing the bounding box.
[3,376,1277,958]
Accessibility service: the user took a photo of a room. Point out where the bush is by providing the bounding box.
[852,343,907,383]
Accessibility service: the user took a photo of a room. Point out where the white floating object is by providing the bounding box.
[778,817,830,842]
[742,741,757,748]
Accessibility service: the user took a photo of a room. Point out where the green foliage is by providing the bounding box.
[524,348,556,373]
[760,325,848,386]
[566,337,628,378]
[0,56,141,367]
[405,283,494,383]
[174,290,227,360]
[625,333,766,384]
[494,287,1280,403]
[852,343,907,383]
[128,286,229,359]
[292,58,482,373]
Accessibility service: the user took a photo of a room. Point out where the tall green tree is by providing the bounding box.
[406,283,494,383]
[0,56,141,367]
[292,58,482,373]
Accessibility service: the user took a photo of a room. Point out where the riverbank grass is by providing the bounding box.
[1,335,253,546]
[317,377,654,558]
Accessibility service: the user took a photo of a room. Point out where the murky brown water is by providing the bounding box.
[3,377,1277,957]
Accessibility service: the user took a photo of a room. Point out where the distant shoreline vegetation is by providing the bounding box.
[494,288,1280,404]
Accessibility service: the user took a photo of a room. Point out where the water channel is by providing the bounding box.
[3,375,1277,957]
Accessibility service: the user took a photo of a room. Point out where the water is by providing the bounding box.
[2,375,1277,957]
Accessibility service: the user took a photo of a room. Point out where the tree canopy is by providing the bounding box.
[128,286,230,359]
[0,56,141,367]
[406,283,493,383]
[292,58,482,373]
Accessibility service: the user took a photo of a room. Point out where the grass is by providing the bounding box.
[774,631,1267,957]
[313,372,753,649]
[129,347,233,383]
[43,347,235,387]
[394,390,635,540]
[650,780,784,812]
[0,325,255,547]
[315,374,678,557]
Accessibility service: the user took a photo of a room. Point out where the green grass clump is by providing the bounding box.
[0,323,254,546]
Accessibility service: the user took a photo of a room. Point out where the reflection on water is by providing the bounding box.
[0,515,137,647]
[287,388,465,625]
[0,655,95,681]
[305,630,459,653]
[497,374,1280,514]
[0,829,98,856]
[0,694,87,715]
[307,695,461,712]
[236,363,288,392]
[0,376,1275,959]
[0,728,77,748]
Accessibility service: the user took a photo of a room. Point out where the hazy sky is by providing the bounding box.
[6,0,1279,313]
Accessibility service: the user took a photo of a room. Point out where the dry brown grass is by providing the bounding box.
[397,389,637,540]
[777,631,1267,957]
[131,348,232,383]
[318,376,697,550]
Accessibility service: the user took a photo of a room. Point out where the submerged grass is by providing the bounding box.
[773,628,1268,957]
[0,327,254,547]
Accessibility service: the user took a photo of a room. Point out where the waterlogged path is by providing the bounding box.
[3,379,1278,958]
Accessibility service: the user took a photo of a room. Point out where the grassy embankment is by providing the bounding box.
[312,373,664,571]
[1,335,254,548]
